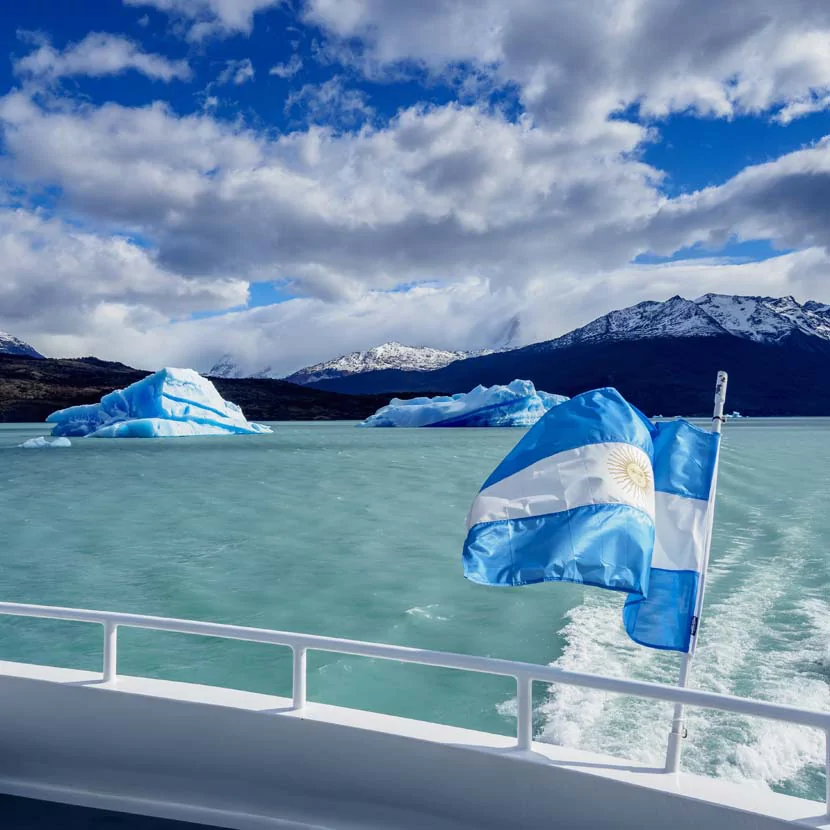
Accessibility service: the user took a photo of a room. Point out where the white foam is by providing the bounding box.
[720,596,830,788]
[527,525,830,796]
[533,592,677,766]
[405,605,449,622]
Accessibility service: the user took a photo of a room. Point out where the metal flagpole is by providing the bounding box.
[664,370,728,774]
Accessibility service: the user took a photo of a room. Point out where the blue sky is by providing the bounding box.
[0,0,477,141]
[642,111,830,195]
[2,0,830,373]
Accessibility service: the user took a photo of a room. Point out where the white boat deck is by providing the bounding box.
[0,602,827,830]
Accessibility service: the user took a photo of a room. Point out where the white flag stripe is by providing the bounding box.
[652,491,708,572]
[466,441,655,529]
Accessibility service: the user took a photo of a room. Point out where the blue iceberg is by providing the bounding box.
[47,368,272,438]
[360,380,568,428]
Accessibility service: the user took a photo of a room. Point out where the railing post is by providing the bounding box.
[665,713,685,774]
[666,654,691,773]
[825,728,829,818]
[292,646,307,711]
[516,676,533,751]
[102,621,118,683]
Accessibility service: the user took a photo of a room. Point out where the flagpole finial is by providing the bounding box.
[713,371,728,427]
[715,371,728,400]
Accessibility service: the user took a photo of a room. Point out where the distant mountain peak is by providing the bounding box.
[207,353,238,377]
[692,293,830,343]
[0,331,43,359]
[284,341,484,386]
[207,341,492,385]
[207,353,274,379]
[541,293,830,351]
[493,314,521,351]
[546,294,728,350]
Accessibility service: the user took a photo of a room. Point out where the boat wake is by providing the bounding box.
[516,450,830,802]
[528,570,829,798]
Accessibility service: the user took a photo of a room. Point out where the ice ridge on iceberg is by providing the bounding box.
[47,368,272,438]
[360,380,568,428]
[20,436,71,448]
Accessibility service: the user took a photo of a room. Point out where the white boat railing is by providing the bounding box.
[0,600,827,814]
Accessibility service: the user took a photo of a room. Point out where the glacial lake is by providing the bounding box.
[0,419,828,802]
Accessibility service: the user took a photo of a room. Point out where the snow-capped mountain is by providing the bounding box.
[0,331,43,358]
[207,353,276,379]
[210,294,830,390]
[207,354,240,378]
[695,294,830,342]
[208,343,480,382]
[285,342,483,385]
[304,292,830,410]
[209,311,521,384]
[544,294,830,350]
[547,296,726,348]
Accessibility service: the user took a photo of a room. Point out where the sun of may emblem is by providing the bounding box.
[607,447,652,505]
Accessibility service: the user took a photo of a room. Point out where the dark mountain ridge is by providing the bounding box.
[0,354,403,423]
[309,332,830,416]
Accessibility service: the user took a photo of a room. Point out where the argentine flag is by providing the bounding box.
[462,387,720,652]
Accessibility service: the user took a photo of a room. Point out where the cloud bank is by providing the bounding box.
[2,0,830,374]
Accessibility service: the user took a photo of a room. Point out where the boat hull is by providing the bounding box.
[0,660,824,830]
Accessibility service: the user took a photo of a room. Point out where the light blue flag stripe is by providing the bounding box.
[463,504,655,593]
[652,420,719,501]
[481,387,653,489]
[623,569,700,652]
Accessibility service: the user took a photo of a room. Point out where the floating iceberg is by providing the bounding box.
[20,436,72,448]
[360,380,568,428]
[47,368,271,438]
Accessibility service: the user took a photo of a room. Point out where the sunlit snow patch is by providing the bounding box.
[46,368,272,438]
[360,380,568,428]
[20,436,71,448]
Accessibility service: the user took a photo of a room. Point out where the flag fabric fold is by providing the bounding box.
[622,420,719,651]
[463,387,656,596]
[462,387,720,653]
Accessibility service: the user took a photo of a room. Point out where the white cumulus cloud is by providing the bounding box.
[14,31,191,82]
[305,0,830,126]
[0,206,247,347]
[18,249,830,375]
[216,58,255,85]
[0,92,656,297]
[124,0,282,40]
[3,87,830,349]
[284,76,374,127]
[269,54,302,78]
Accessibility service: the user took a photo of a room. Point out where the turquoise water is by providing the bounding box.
[0,420,828,802]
